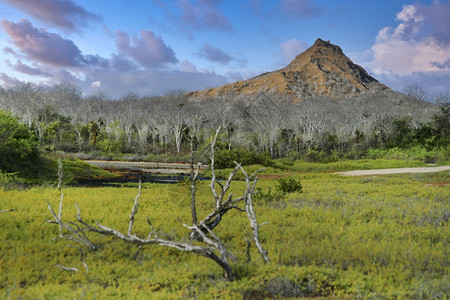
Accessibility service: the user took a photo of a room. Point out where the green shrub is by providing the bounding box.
[276,177,303,194]
[365,146,449,164]
[255,176,302,202]
[278,157,295,166]
[0,171,25,190]
[0,110,38,171]
[213,149,273,169]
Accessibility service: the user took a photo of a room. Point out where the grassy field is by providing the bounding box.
[0,161,448,299]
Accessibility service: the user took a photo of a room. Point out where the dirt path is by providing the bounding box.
[84,160,450,179]
[335,166,450,176]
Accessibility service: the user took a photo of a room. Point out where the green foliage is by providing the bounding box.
[213,148,273,169]
[255,176,303,202]
[88,120,100,147]
[366,146,449,164]
[0,110,38,171]
[207,158,428,181]
[431,101,450,147]
[0,171,25,190]
[388,116,415,148]
[1,168,448,298]
[304,149,340,163]
[276,176,303,194]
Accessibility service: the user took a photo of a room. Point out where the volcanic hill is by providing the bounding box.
[190,38,390,100]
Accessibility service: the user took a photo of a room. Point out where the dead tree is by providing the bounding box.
[47,127,269,281]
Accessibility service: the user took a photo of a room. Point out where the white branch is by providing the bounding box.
[128,180,141,236]
[239,165,270,263]
[56,264,79,272]
[47,195,97,250]
[209,126,221,203]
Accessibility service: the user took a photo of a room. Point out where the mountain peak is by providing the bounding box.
[190,39,390,100]
[313,38,332,47]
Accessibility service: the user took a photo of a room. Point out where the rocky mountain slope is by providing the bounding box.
[189,38,390,100]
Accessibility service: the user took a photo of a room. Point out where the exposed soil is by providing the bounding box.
[424,182,450,187]
[76,160,450,187]
[335,166,450,176]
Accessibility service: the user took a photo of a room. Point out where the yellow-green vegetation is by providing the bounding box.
[1,168,448,298]
[0,155,116,188]
[207,158,429,180]
[57,156,117,181]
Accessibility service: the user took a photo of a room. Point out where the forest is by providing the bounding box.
[0,82,448,174]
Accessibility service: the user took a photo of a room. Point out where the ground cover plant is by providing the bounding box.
[1,165,448,298]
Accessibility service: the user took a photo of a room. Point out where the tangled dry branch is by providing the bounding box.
[47,127,269,280]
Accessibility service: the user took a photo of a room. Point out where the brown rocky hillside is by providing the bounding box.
[189,38,390,100]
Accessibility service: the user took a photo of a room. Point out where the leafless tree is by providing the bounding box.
[404,83,428,102]
[47,127,269,280]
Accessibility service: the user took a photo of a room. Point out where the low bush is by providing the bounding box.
[0,167,448,298]
[213,149,273,169]
[366,146,450,164]
[277,177,303,194]
[0,110,38,172]
[0,171,25,190]
[304,149,340,163]
[255,176,303,203]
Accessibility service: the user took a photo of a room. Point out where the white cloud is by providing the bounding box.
[78,68,227,97]
[370,37,450,75]
[1,0,102,33]
[91,81,101,88]
[369,2,450,75]
[361,1,450,95]
[115,30,178,69]
[178,59,198,72]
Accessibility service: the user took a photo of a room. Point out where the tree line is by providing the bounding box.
[0,82,448,164]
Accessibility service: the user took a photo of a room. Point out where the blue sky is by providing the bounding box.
[0,0,449,98]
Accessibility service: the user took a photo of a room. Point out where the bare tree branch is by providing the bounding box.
[209,126,222,203]
[67,245,89,273]
[48,126,268,281]
[55,264,79,272]
[189,136,198,225]
[128,180,141,236]
[238,165,270,263]
[47,194,97,250]
[57,158,63,191]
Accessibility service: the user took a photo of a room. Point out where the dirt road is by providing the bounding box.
[336,166,450,176]
[84,160,450,178]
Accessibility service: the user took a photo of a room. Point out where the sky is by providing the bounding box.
[0,0,449,99]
